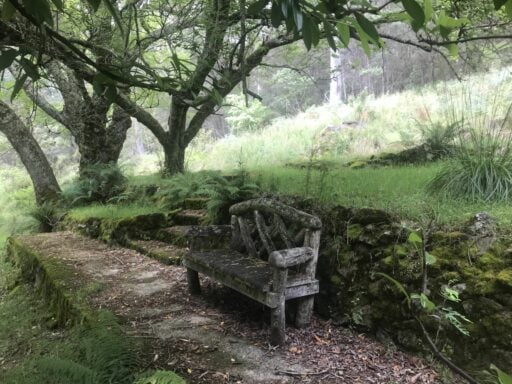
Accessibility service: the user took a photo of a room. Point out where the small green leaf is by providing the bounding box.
[424,0,433,21]
[102,0,124,36]
[355,24,371,56]
[246,0,268,15]
[2,0,16,21]
[447,43,458,58]
[425,252,437,265]
[0,49,18,71]
[420,293,436,311]
[270,1,282,28]
[301,16,313,50]
[104,85,117,102]
[50,0,63,11]
[293,8,303,31]
[401,0,425,26]
[490,364,512,384]
[441,286,460,302]
[86,0,102,11]
[354,12,380,46]
[336,22,350,47]
[311,20,320,46]
[11,73,28,101]
[22,0,53,26]
[407,231,423,245]
[20,58,40,80]
[376,272,411,307]
[494,0,508,10]
[506,0,512,17]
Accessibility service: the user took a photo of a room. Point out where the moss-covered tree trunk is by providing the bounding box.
[0,100,61,206]
[162,99,189,175]
[24,63,131,178]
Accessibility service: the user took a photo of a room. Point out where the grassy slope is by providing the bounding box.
[251,164,512,226]
[177,68,512,226]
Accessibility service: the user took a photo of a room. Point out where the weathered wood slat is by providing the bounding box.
[230,198,322,229]
[254,210,276,255]
[273,214,293,249]
[238,217,258,258]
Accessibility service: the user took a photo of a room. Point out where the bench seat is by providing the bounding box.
[184,249,319,308]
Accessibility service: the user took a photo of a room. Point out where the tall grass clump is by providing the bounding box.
[428,96,512,202]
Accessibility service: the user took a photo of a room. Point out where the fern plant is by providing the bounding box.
[32,312,137,384]
[200,171,261,224]
[61,164,127,206]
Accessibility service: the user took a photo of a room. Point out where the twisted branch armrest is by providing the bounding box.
[268,247,314,269]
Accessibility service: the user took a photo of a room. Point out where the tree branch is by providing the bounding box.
[114,92,168,145]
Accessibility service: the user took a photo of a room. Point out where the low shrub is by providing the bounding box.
[428,105,512,202]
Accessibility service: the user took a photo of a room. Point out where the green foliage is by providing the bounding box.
[152,171,220,210]
[490,364,512,384]
[134,371,186,384]
[427,107,512,202]
[61,164,127,206]
[28,312,136,384]
[418,120,460,156]
[225,94,275,134]
[151,170,260,224]
[201,172,261,224]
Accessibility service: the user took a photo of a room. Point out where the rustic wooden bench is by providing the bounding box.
[183,198,322,345]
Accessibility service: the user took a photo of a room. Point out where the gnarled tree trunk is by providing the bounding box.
[0,100,61,206]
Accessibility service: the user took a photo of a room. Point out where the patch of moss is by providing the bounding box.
[346,224,363,241]
[496,269,512,288]
[330,275,343,285]
[348,160,367,169]
[6,238,92,326]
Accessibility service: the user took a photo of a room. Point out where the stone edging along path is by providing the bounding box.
[7,231,452,383]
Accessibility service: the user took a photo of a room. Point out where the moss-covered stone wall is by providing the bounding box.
[298,201,512,371]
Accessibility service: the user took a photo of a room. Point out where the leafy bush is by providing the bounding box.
[152,171,220,209]
[427,109,512,202]
[225,94,276,135]
[61,164,127,206]
[418,120,460,156]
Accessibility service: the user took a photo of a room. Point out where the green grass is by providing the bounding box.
[250,163,512,226]
[67,203,165,221]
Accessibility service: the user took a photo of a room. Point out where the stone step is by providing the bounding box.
[155,226,193,247]
[183,197,209,210]
[173,209,208,226]
[126,239,186,265]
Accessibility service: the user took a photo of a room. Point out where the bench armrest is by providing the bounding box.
[268,247,314,269]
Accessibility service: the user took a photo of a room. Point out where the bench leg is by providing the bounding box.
[187,268,201,295]
[270,297,286,345]
[295,295,314,328]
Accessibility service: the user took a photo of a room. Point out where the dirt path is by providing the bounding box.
[15,232,454,384]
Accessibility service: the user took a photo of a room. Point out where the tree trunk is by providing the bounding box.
[0,101,61,206]
[76,102,131,178]
[163,99,189,175]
